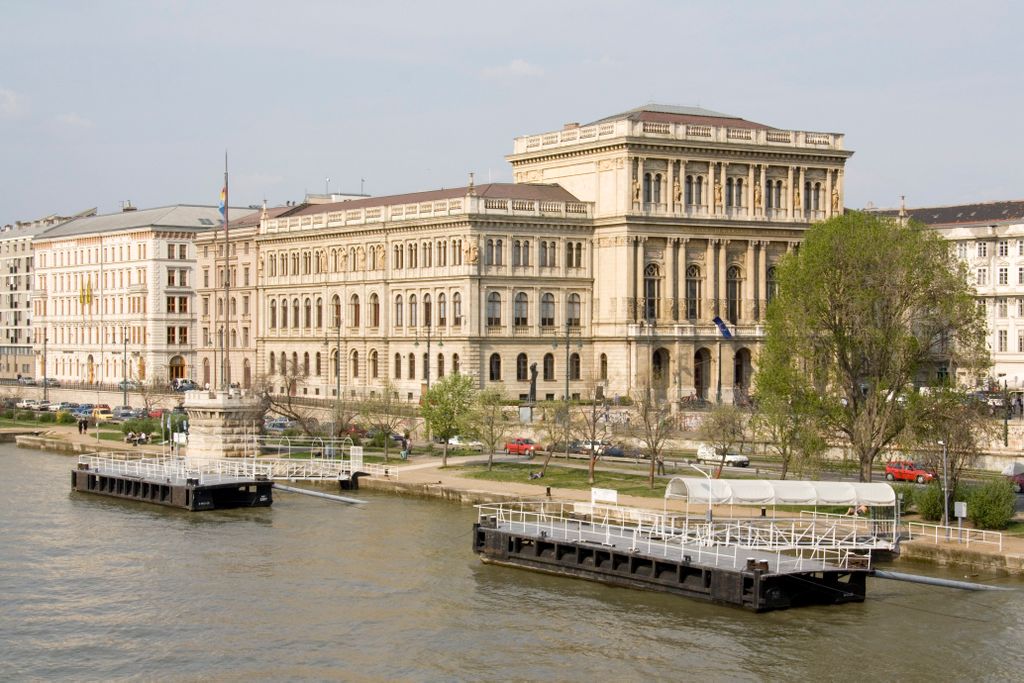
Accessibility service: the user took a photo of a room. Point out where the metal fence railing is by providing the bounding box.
[906,521,1003,551]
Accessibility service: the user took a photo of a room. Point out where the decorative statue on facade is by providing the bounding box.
[356,246,366,270]
[753,182,762,208]
[793,186,801,211]
[528,363,538,403]
[469,244,479,264]
[632,179,641,202]
[340,250,348,272]
[673,179,682,204]
[831,186,840,213]
[714,180,723,207]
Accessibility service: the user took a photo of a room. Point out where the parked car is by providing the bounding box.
[148,408,166,419]
[265,417,295,433]
[48,401,77,413]
[172,379,198,392]
[113,406,135,420]
[118,379,139,391]
[15,398,39,410]
[17,376,35,386]
[578,439,613,455]
[885,461,936,484]
[602,444,627,457]
[504,438,538,456]
[92,407,114,423]
[696,444,750,467]
[448,435,485,451]
[545,440,581,454]
[41,378,59,387]
[34,400,51,412]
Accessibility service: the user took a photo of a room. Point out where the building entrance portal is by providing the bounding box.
[694,348,711,400]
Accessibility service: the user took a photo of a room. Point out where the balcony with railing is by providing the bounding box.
[513,118,845,155]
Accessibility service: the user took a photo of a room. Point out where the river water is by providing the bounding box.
[2,445,1022,682]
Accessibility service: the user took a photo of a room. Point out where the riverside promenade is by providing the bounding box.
[21,425,1024,574]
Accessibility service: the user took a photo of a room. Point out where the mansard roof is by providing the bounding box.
[282,182,582,217]
[36,205,255,240]
[876,200,1024,227]
[586,103,771,130]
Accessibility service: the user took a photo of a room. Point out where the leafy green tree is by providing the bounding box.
[360,381,411,462]
[752,361,826,479]
[472,388,512,471]
[757,212,988,481]
[420,373,476,467]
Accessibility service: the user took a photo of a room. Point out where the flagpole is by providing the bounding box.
[221,150,230,392]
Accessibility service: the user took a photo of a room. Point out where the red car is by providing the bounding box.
[885,461,937,484]
[504,438,537,456]
[1007,472,1024,494]
[149,408,166,419]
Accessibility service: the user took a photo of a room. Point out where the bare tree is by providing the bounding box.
[570,388,608,485]
[536,400,570,476]
[751,387,827,480]
[252,363,320,435]
[697,403,748,477]
[473,387,513,471]
[360,381,409,462]
[629,379,676,488]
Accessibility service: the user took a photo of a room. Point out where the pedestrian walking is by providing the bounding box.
[77,419,83,435]
[656,454,666,476]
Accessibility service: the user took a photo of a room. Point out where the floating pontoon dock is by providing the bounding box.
[473,477,899,612]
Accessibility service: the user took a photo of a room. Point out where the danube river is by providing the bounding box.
[2,446,1023,681]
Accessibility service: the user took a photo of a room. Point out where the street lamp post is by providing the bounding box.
[937,439,949,529]
[689,463,714,525]
[42,334,49,403]
[121,327,128,406]
[335,322,341,402]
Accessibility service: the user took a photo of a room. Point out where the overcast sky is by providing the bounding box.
[2,1,1020,222]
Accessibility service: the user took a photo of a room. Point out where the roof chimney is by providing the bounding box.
[563,122,579,130]
[121,200,137,212]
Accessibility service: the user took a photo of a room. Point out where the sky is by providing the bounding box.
[2,0,1022,222]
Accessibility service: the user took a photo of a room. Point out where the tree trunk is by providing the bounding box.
[648,452,655,489]
[442,442,448,468]
[588,454,596,485]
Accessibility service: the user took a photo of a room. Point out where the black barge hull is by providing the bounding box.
[71,467,273,511]
[473,523,867,612]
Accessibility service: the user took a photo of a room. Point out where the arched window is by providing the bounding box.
[243,359,251,389]
[304,298,312,328]
[230,297,236,316]
[280,298,288,328]
[512,240,521,266]
[685,265,702,319]
[567,293,581,327]
[349,294,360,327]
[569,352,581,380]
[653,173,662,204]
[489,353,502,381]
[452,353,460,374]
[395,295,404,326]
[394,353,402,379]
[315,352,322,376]
[643,172,652,203]
[369,350,378,379]
[409,294,418,327]
[695,176,704,205]
[514,292,528,326]
[814,182,822,211]
[269,256,276,277]
[279,352,286,376]
[600,353,608,381]
[303,251,311,274]
[369,293,380,327]
[643,263,660,320]
[539,241,548,267]
[452,292,462,326]
[774,180,783,209]
[487,292,502,326]
[727,265,742,324]
[804,181,812,211]
[316,298,323,328]
[407,352,415,380]
[547,241,556,267]
[422,352,428,380]
[269,353,275,374]
[332,295,341,327]
[331,350,339,382]
[541,292,555,327]
[437,353,444,378]
[292,299,300,329]
[303,352,310,376]
[575,242,583,268]
[269,300,277,328]
[230,330,237,348]
[438,293,447,326]
[685,175,693,205]
[516,353,528,381]
[350,350,359,378]
[726,178,734,207]
[485,239,494,265]
[291,253,299,275]
[767,266,778,303]
[495,239,503,266]
[292,352,299,375]
[423,294,431,328]
[522,240,530,266]
[543,353,554,381]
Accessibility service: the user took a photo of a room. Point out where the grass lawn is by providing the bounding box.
[0,417,54,428]
[454,462,664,499]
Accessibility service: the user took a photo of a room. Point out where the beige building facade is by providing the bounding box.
[254,105,852,405]
[32,205,253,387]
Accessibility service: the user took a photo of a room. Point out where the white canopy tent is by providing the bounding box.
[665,477,896,508]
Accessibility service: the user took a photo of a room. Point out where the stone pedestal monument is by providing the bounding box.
[184,389,262,459]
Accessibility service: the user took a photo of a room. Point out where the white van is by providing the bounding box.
[696,443,750,467]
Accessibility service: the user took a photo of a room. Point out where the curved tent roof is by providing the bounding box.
[665,477,896,507]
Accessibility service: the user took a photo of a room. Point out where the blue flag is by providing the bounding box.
[712,316,733,339]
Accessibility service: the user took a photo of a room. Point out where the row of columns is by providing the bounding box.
[631,237,797,325]
[633,157,844,219]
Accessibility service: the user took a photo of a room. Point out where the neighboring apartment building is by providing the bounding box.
[0,208,96,381]
[195,203,290,390]
[32,204,253,387]
[881,200,1024,390]
[255,104,852,405]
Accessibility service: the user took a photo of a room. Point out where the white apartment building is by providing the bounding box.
[884,200,1024,389]
[32,204,253,387]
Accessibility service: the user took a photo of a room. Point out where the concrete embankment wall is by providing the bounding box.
[359,476,524,506]
[898,541,1024,575]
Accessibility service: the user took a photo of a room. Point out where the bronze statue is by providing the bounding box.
[528,363,538,403]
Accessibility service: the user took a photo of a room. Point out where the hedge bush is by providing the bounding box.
[966,480,1017,530]
[37,412,55,423]
[120,418,160,435]
[56,411,77,424]
[913,483,947,522]
[1,409,13,419]
[16,410,35,421]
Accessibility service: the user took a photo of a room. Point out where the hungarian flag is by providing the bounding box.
[218,186,226,219]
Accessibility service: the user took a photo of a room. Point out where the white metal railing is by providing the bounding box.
[78,454,272,485]
[906,521,1003,551]
[476,501,875,571]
